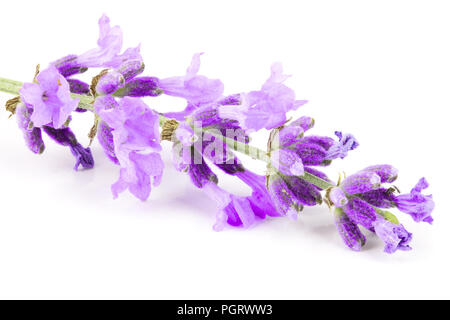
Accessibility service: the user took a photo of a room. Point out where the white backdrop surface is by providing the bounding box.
[0,0,448,299]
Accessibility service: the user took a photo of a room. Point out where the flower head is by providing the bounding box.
[19,66,79,128]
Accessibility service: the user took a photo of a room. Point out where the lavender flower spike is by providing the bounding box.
[394,178,435,224]
[19,66,79,129]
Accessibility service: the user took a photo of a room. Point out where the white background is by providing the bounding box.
[0,0,448,299]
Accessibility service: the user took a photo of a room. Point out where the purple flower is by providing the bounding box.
[325,131,359,160]
[340,171,381,195]
[15,104,45,154]
[373,218,412,254]
[159,53,224,105]
[114,77,162,97]
[76,15,141,69]
[52,15,141,75]
[95,59,145,95]
[95,97,163,201]
[394,178,434,224]
[219,63,307,132]
[334,208,366,252]
[19,66,79,128]
[342,197,378,230]
[43,126,94,171]
[361,164,398,183]
[357,188,396,208]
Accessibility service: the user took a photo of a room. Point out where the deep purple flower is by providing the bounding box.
[334,208,366,252]
[43,126,94,170]
[325,131,359,160]
[394,178,434,224]
[373,218,412,254]
[95,96,163,201]
[357,188,396,208]
[342,197,378,230]
[19,66,79,128]
[219,63,307,132]
[114,77,162,97]
[15,104,45,154]
[159,53,224,105]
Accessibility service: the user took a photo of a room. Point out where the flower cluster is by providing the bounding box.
[328,166,434,253]
[2,15,435,254]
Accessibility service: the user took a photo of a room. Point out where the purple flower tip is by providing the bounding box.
[394,177,435,224]
[325,131,359,160]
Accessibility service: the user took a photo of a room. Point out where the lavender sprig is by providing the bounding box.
[0,15,435,254]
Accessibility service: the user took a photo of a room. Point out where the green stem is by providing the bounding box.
[1,76,334,191]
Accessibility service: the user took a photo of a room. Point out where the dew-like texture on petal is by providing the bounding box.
[335,209,366,251]
[325,131,359,160]
[159,53,224,105]
[98,121,119,164]
[329,187,348,207]
[19,66,79,129]
[357,188,396,208]
[343,197,377,229]
[394,178,434,224]
[43,126,94,170]
[271,149,304,176]
[284,176,322,206]
[16,104,45,154]
[361,165,399,183]
[219,63,307,132]
[373,218,412,254]
[341,171,381,195]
